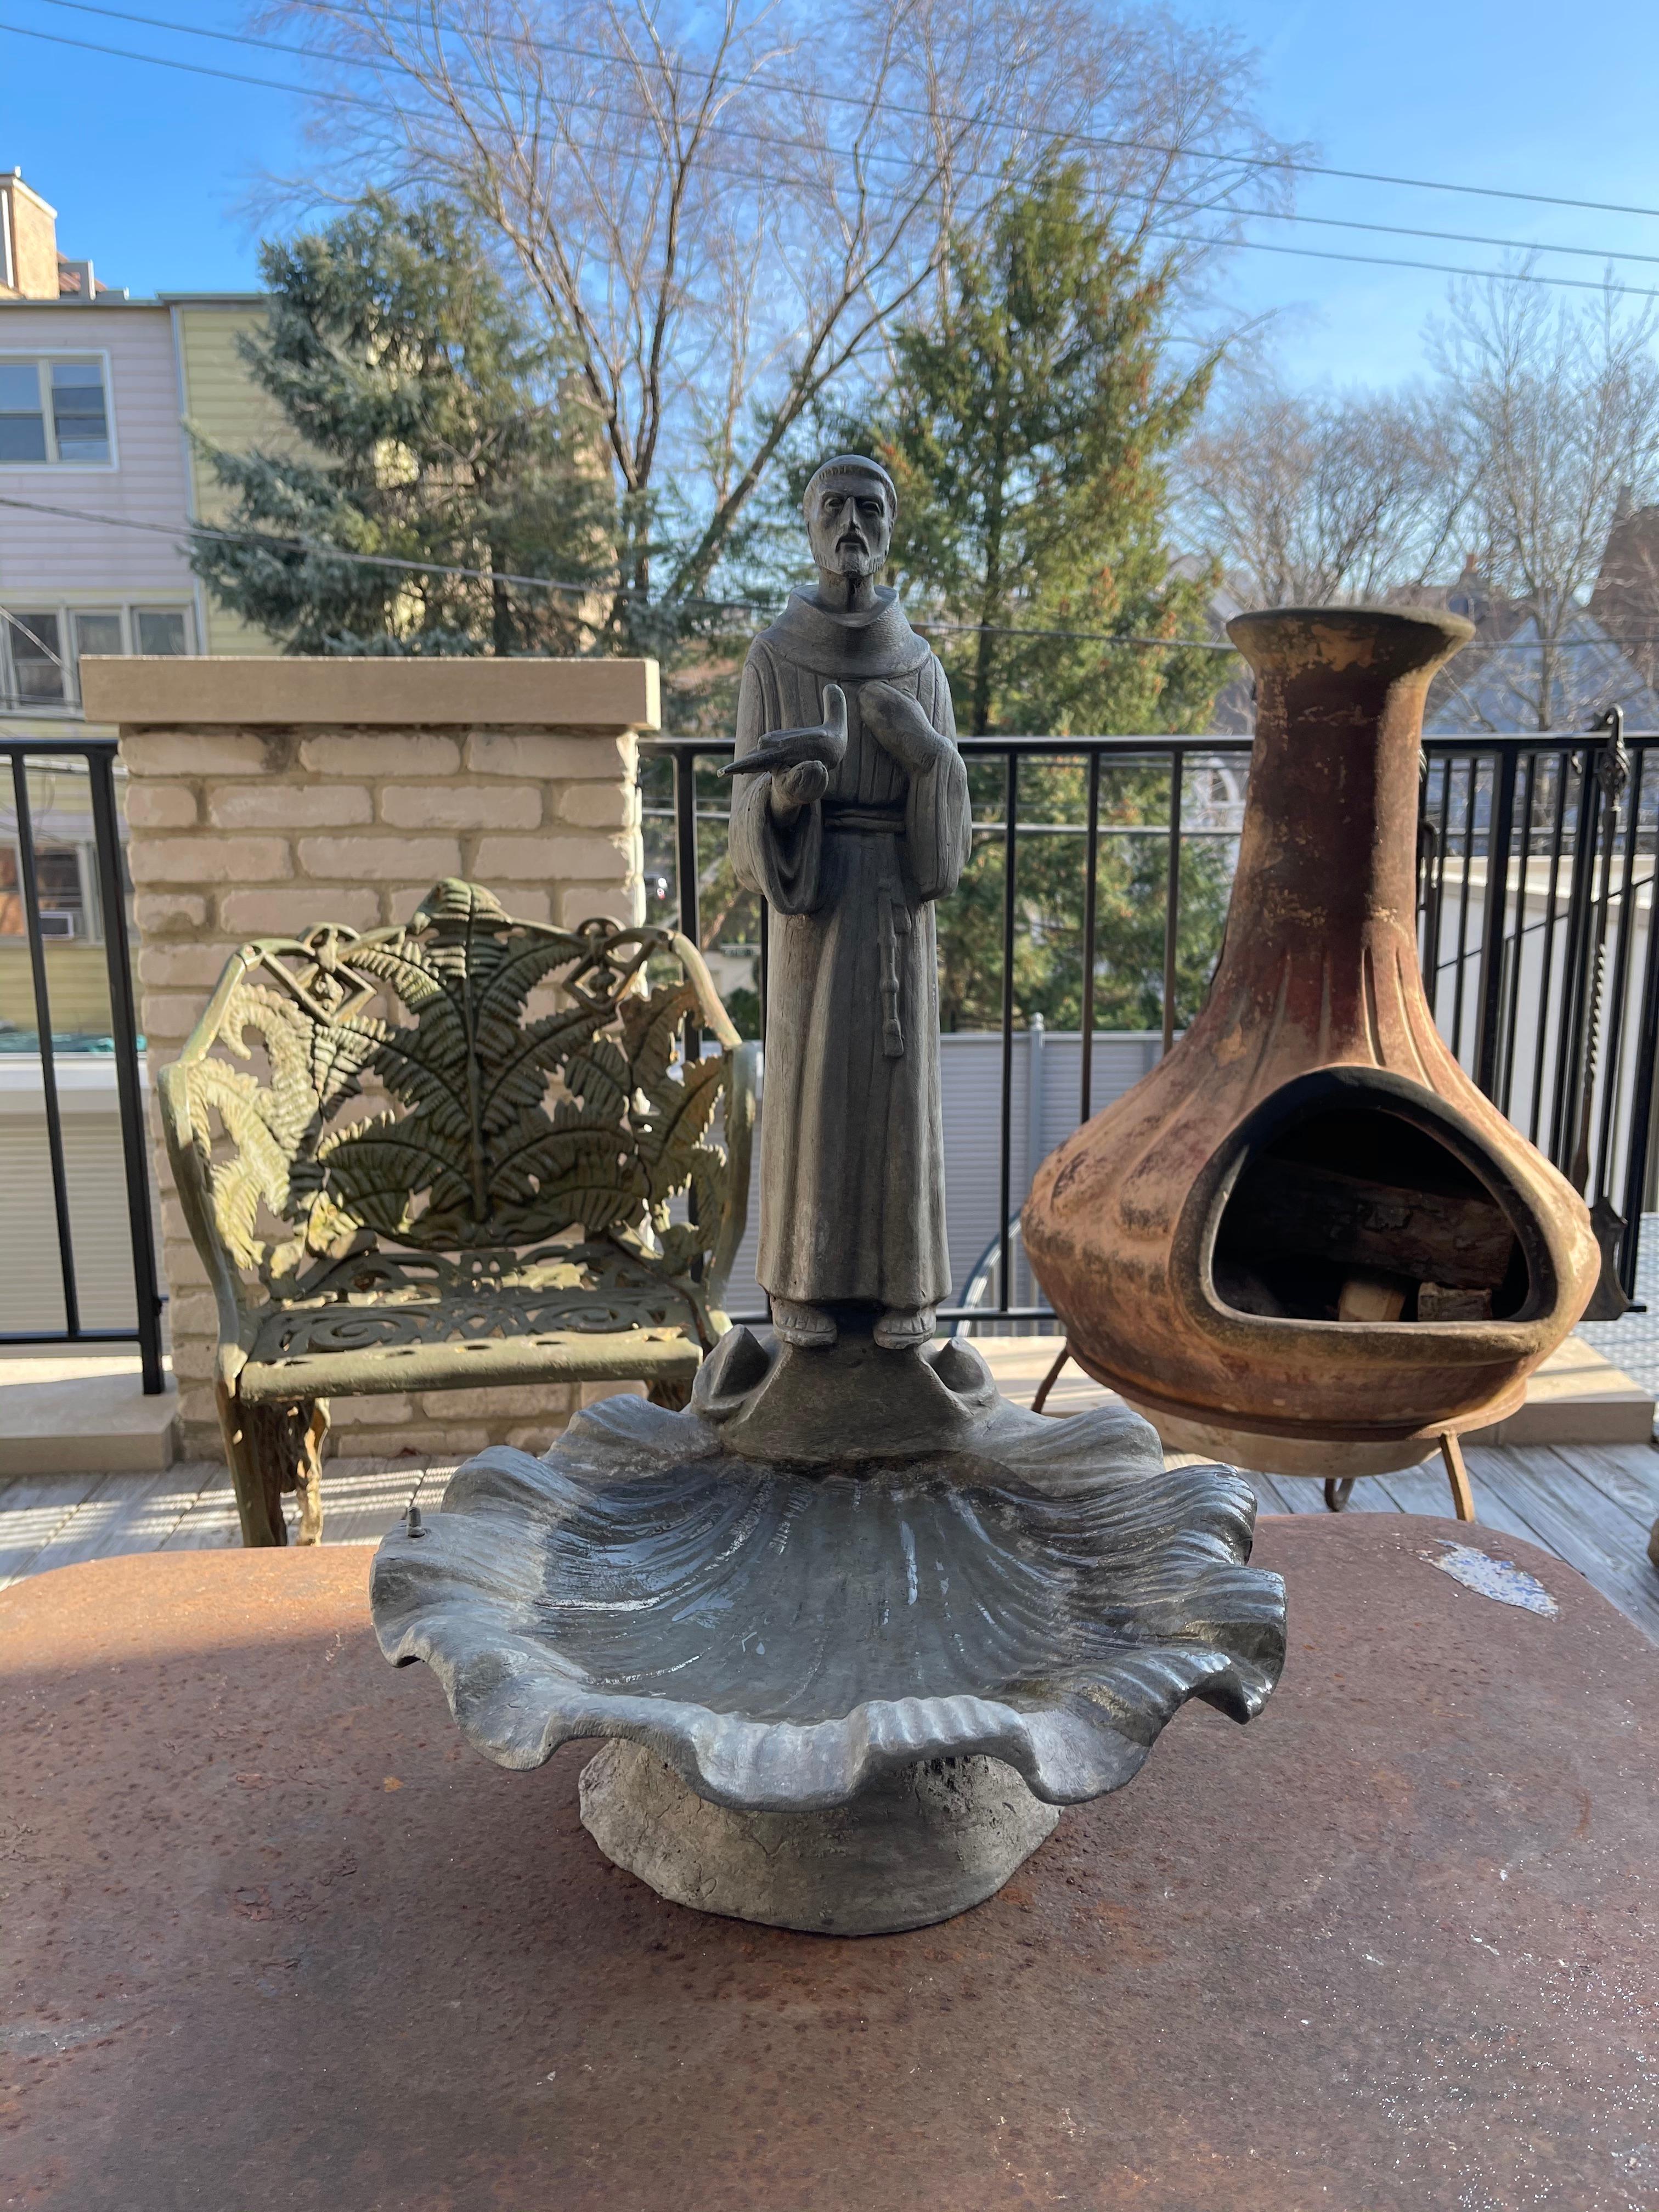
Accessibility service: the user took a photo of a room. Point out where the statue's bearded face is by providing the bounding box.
[806,479,893,578]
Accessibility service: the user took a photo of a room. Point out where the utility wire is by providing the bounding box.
[0,493,1218,641]
[10,495,1659,659]
[0,492,613,600]
[8,14,1659,304]
[27,0,1659,274]
[158,0,1659,227]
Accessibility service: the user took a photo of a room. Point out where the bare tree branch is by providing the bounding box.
[261,0,1293,631]
[1429,266,1659,729]
[1176,369,1470,608]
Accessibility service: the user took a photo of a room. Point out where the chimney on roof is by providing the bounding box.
[0,170,60,300]
[1590,499,1659,694]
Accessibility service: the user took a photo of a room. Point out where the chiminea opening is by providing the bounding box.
[1211,1097,1531,1325]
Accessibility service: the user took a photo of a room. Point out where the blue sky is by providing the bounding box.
[3,0,1657,391]
[1186,0,1659,387]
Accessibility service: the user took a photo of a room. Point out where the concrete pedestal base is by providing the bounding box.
[579,1740,1060,1934]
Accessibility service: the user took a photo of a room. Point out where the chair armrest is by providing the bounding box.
[707,1039,760,1305]
[668,932,741,1049]
[155,947,261,1354]
[157,1057,251,1353]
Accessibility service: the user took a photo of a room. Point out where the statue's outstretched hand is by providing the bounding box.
[720,685,847,821]
[861,681,947,775]
[773,758,829,814]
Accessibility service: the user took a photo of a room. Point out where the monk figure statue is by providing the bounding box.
[724,454,971,1351]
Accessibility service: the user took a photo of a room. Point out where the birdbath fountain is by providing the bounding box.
[370,456,1286,1936]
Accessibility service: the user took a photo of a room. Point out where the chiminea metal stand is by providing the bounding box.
[1031,1344,1479,1518]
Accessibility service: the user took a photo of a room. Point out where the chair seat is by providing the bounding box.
[237,1242,713,1402]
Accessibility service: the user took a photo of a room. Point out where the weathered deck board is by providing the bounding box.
[157,1465,245,1550]
[0,1472,105,1588]
[1373,1455,1551,1547]
[317,1459,444,1545]
[1564,1440,1659,1527]
[1465,1444,1659,1640]
[20,1466,210,1579]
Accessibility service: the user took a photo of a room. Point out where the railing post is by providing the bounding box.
[87,748,165,1393]
[1551,746,1601,1167]
[1079,748,1100,1125]
[9,752,80,1340]
[998,748,1019,1316]
[1595,744,1643,1206]
[1474,746,1517,1098]
[1160,748,1183,1058]
[1616,750,1659,1298]
[1498,752,1541,1119]
[1529,749,1573,1148]
[1419,751,1452,1024]
[674,747,703,1064]
[1568,716,1628,1194]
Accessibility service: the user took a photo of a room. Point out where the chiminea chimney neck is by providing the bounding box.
[1217,606,1471,974]
[1227,605,1472,684]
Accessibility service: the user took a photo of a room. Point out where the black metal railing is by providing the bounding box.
[1,735,165,1389]
[642,723,1659,1328]
[1417,720,1659,1301]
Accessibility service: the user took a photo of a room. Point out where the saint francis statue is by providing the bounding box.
[725,455,970,1350]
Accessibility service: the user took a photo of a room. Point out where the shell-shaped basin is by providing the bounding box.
[371,1383,1286,1814]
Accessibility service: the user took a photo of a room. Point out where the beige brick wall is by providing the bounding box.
[86,656,658,1464]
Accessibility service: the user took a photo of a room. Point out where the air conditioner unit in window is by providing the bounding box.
[36,912,76,938]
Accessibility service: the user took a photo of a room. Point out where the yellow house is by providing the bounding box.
[164,294,306,658]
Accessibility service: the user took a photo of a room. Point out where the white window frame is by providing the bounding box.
[0,349,118,471]
[1,596,195,714]
[0,838,100,942]
[0,606,73,711]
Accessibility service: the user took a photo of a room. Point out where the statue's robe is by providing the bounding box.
[730,586,970,1311]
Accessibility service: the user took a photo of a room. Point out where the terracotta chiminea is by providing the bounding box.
[1023,607,1599,1491]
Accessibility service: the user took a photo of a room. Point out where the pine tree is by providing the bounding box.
[843,166,1234,1031]
[190,197,611,656]
[869,162,1221,741]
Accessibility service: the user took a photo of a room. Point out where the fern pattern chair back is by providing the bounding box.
[160,880,757,1548]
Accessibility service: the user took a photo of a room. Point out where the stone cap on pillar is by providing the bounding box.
[79,656,662,732]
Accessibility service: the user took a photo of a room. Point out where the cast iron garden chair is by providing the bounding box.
[161,879,757,1545]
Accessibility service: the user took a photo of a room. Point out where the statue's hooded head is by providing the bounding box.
[804,454,896,582]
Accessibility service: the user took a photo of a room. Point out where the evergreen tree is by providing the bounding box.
[190,197,611,656]
[869,161,1221,741]
[842,166,1235,1032]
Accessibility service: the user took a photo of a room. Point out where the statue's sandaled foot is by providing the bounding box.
[771,1297,838,1348]
[874,1304,936,1351]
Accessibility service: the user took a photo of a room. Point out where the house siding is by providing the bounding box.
[174,301,297,657]
[0,302,196,602]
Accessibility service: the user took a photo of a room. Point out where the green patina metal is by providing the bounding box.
[160,879,757,1549]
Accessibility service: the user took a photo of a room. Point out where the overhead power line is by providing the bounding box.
[25,0,1659,279]
[0,492,610,599]
[0,493,1213,641]
[8,12,1659,309]
[10,494,1659,662]
[95,0,1659,229]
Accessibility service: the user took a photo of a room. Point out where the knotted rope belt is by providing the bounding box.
[822,801,910,1059]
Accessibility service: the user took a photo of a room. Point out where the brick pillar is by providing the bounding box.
[79,656,657,1463]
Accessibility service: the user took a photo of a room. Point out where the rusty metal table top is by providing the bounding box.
[3,1516,1654,2212]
